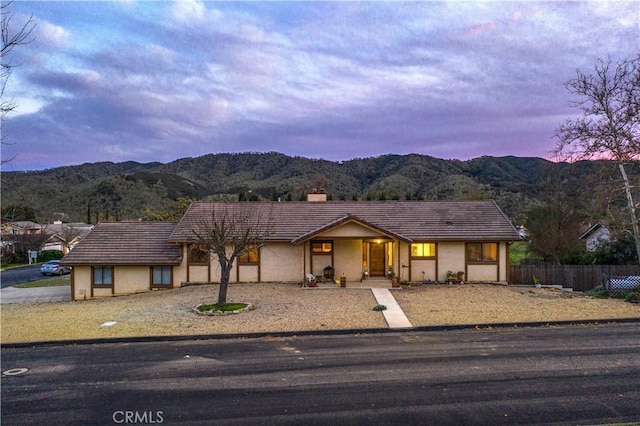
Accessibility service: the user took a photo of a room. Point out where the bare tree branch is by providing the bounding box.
[1,1,35,162]
[189,202,274,305]
[553,56,640,263]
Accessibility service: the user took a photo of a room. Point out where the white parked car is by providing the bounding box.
[40,260,71,276]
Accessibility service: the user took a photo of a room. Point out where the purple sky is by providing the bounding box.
[2,1,638,171]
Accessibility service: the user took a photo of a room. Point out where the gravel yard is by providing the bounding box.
[1,283,639,344]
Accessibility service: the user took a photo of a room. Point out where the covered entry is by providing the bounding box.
[363,240,392,278]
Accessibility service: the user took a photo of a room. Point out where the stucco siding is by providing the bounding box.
[437,242,465,281]
[189,265,209,283]
[467,264,499,281]
[319,222,384,239]
[113,266,151,294]
[398,242,411,281]
[333,239,362,282]
[238,264,259,282]
[72,266,92,300]
[410,259,437,281]
[93,287,113,298]
[499,242,508,281]
[261,244,303,282]
[311,254,332,277]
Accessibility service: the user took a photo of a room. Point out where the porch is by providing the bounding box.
[302,278,395,289]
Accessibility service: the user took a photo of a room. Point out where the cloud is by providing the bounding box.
[2,1,638,171]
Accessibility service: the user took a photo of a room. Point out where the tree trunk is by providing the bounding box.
[618,162,640,263]
[217,262,230,305]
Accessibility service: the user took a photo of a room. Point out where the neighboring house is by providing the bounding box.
[62,198,520,301]
[1,221,45,258]
[1,221,42,235]
[579,222,611,252]
[1,221,93,255]
[41,222,94,253]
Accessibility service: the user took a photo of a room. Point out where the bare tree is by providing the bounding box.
[1,1,35,160]
[190,203,274,305]
[553,56,640,263]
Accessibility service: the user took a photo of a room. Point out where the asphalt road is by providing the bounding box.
[2,324,639,425]
[0,264,60,288]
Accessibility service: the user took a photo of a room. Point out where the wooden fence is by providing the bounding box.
[509,265,640,293]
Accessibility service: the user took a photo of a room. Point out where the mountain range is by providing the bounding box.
[1,152,633,226]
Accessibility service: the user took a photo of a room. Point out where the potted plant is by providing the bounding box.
[445,270,456,284]
[388,269,399,287]
[533,275,541,289]
[445,271,464,284]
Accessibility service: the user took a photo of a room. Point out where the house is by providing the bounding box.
[62,198,520,301]
[1,221,45,259]
[579,222,611,252]
[1,221,42,235]
[1,221,93,256]
[61,222,183,300]
[41,222,94,254]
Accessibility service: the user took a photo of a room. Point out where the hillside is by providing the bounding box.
[1,152,632,225]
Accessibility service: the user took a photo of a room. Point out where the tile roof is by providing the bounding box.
[169,201,520,244]
[61,222,182,266]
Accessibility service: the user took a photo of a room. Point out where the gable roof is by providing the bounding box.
[290,214,412,245]
[61,222,182,266]
[579,222,610,240]
[169,200,519,244]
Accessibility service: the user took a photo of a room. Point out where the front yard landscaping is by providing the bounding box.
[1,284,638,344]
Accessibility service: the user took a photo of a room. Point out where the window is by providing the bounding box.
[238,245,259,264]
[467,243,498,262]
[93,266,113,286]
[152,266,172,286]
[311,241,333,254]
[411,243,436,258]
[189,246,209,264]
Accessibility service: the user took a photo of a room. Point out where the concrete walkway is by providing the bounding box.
[371,288,412,329]
[0,285,71,304]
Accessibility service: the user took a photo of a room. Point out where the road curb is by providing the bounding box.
[2,317,639,349]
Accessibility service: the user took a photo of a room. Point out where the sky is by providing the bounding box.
[1,1,638,171]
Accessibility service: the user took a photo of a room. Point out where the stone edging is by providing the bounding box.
[193,303,255,316]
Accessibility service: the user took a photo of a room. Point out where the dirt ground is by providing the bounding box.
[1,283,638,344]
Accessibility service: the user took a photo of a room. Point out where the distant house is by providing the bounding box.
[41,222,94,253]
[1,221,42,235]
[62,198,520,301]
[1,221,45,258]
[579,222,611,252]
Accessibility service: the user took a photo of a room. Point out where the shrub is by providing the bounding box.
[373,304,387,311]
[623,290,640,304]
[585,285,609,298]
[38,250,64,263]
[1,252,26,265]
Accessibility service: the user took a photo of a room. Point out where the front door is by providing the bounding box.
[369,243,386,277]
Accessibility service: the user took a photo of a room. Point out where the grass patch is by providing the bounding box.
[0,263,30,271]
[197,302,248,312]
[14,278,70,288]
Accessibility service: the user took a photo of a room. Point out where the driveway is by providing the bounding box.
[0,285,71,304]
